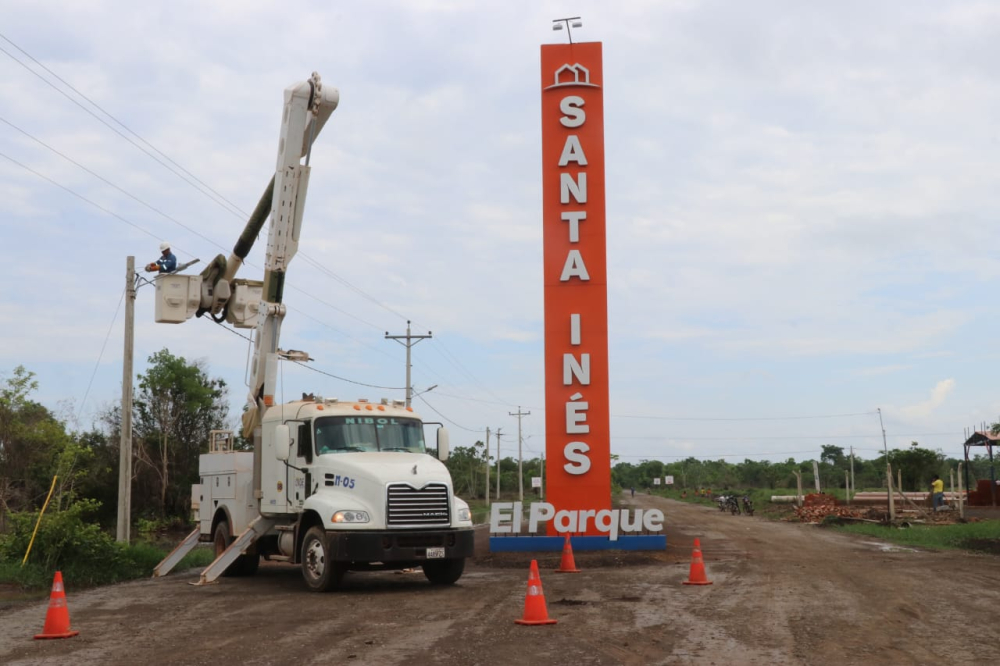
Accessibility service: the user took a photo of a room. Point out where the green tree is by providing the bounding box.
[130,350,229,518]
[0,366,80,514]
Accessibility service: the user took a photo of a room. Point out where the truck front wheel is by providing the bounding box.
[301,527,345,592]
[422,558,465,585]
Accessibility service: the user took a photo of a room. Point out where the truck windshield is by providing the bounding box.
[314,416,426,454]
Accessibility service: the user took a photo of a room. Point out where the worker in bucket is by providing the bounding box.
[930,474,945,510]
[145,241,177,274]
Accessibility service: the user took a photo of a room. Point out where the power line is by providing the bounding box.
[415,393,481,433]
[0,38,518,408]
[0,40,247,221]
[0,36,413,328]
[207,319,404,390]
[613,410,879,422]
[0,114,228,252]
[611,432,960,441]
[289,361,406,391]
[0,145,408,366]
[76,287,126,421]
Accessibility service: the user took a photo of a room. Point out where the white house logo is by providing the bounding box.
[545,63,601,90]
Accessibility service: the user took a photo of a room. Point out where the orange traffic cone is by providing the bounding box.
[554,534,580,573]
[682,538,713,586]
[34,571,79,639]
[515,559,557,625]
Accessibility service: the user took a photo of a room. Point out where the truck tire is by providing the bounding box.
[422,558,465,585]
[213,520,260,577]
[301,527,345,592]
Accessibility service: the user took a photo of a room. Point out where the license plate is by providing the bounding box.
[426,547,445,559]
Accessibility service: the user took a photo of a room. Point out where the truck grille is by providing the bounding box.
[386,483,450,527]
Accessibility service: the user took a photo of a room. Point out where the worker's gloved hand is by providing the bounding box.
[145,263,158,272]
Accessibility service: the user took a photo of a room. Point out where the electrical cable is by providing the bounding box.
[0,41,519,404]
[76,286,126,421]
[207,319,404,390]
[415,394,481,433]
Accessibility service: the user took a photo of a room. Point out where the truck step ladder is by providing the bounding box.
[194,516,276,585]
[153,528,201,578]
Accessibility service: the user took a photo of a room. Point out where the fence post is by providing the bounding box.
[887,463,896,521]
[958,462,965,519]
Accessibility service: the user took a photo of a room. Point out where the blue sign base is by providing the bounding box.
[489,535,666,552]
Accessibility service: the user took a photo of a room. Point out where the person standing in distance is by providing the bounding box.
[145,241,177,274]
[930,474,945,510]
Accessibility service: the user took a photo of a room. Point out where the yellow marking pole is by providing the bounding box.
[22,475,58,567]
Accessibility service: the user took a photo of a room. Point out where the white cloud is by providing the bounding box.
[898,379,957,420]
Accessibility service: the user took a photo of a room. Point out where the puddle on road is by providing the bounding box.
[859,540,917,553]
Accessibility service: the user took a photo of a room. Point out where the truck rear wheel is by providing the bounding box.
[213,520,260,577]
[301,527,345,592]
[422,558,465,585]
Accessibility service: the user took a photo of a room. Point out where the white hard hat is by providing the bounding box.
[160,241,171,252]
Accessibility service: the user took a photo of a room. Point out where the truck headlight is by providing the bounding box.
[458,507,471,522]
[332,510,370,523]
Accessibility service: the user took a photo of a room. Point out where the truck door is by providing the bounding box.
[289,422,312,507]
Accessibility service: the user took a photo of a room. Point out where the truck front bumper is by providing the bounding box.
[325,528,475,563]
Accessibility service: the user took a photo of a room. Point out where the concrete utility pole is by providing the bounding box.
[878,407,890,513]
[116,256,136,543]
[510,407,530,501]
[495,427,502,500]
[485,428,490,508]
[850,446,855,503]
[384,320,431,408]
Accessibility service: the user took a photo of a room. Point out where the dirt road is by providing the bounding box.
[2,493,998,665]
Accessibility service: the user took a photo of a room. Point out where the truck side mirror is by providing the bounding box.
[275,424,290,461]
[436,426,450,462]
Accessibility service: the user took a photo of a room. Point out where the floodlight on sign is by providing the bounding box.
[553,23,564,31]
[571,21,582,28]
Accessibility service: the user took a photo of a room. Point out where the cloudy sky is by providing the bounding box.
[2,0,998,467]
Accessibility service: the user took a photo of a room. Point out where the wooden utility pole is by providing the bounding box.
[384,321,432,408]
[509,407,530,501]
[484,428,490,508]
[116,256,136,543]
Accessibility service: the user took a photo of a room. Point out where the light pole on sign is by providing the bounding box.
[551,17,583,44]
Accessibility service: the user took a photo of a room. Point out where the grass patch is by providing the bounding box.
[833,521,1000,553]
[0,541,216,592]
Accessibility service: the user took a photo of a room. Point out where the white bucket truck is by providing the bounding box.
[153,73,474,591]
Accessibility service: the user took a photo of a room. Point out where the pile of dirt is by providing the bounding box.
[803,493,838,507]
[791,504,885,524]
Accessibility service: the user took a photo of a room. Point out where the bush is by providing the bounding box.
[0,499,212,588]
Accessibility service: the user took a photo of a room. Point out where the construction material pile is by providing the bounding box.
[788,495,886,523]
[792,504,884,523]
[802,493,837,507]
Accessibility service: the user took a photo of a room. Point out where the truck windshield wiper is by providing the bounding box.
[380,447,414,452]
